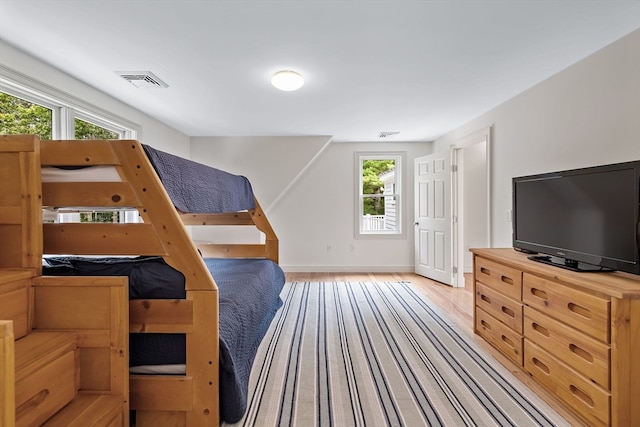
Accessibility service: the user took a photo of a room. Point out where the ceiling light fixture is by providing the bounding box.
[271,70,304,91]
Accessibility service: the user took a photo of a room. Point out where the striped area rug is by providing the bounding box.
[224,282,571,427]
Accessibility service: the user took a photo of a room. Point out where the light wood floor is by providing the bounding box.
[285,272,587,426]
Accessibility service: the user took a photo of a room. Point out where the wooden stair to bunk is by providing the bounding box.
[1,270,129,427]
[0,135,129,426]
[15,330,78,426]
[15,329,125,427]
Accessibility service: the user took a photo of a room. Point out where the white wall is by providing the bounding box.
[191,136,333,210]
[434,29,640,248]
[5,28,638,270]
[0,40,190,156]
[191,137,431,272]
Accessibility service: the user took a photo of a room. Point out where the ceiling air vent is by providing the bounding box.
[116,71,169,88]
[378,131,400,139]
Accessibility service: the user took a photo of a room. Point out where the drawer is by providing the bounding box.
[523,273,610,343]
[475,307,523,366]
[475,282,523,333]
[475,257,522,301]
[525,340,610,427]
[524,306,610,389]
[0,279,30,339]
[16,349,78,427]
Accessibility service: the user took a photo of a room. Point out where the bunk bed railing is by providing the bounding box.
[40,140,218,291]
[180,198,279,262]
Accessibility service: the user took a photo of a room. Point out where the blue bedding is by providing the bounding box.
[142,144,256,213]
[42,255,285,423]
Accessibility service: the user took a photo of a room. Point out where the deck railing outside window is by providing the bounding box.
[362,215,386,230]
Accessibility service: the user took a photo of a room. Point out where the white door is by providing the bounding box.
[414,153,453,285]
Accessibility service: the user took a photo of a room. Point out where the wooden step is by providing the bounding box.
[42,394,124,427]
[15,331,78,427]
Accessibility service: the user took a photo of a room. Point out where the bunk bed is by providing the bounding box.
[0,134,285,426]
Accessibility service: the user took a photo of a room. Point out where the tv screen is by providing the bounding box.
[512,160,640,275]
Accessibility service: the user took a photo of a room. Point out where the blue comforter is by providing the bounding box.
[42,256,285,423]
[142,144,256,213]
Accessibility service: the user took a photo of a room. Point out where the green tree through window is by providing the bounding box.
[75,118,119,140]
[0,92,52,139]
[362,159,395,215]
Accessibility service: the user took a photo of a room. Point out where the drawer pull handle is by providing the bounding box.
[501,306,515,318]
[569,384,594,407]
[532,357,550,375]
[501,334,515,349]
[530,288,548,301]
[531,322,550,337]
[480,320,492,331]
[16,388,50,418]
[501,275,514,285]
[480,267,490,275]
[568,303,592,319]
[480,294,491,304]
[569,344,594,363]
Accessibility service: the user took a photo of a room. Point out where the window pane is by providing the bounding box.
[80,212,119,223]
[75,118,120,139]
[362,159,395,195]
[361,195,398,231]
[0,91,52,139]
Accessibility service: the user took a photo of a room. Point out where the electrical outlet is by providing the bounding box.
[326,244,332,252]
[507,209,512,222]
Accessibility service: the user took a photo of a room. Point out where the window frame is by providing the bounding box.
[355,151,406,239]
[0,64,139,139]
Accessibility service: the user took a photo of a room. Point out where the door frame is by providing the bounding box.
[451,127,492,286]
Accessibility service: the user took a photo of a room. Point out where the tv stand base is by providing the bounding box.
[528,255,613,272]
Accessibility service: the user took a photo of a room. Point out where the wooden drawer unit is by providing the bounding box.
[475,307,523,366]
[525,340,610,427]
[472,248,640,426]
[15,332,79,427]
[0,269,34,340]
[523,273,610,342]
[475,282,523,333]
[475,256,522,301]
[524,306,609,389]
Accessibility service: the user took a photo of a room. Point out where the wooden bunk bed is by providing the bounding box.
[0,134,284,426]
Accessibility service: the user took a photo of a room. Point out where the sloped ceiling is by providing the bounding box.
[0,0,638,142]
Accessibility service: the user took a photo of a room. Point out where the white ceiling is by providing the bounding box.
[0,1,638,142]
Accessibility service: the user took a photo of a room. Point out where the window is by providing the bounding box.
[0,66,137,140]
[356,152,404,237]
[1,67,141,224]
[75,117,120,140]
[0,91,53,139]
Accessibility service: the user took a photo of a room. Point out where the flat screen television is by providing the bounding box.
[512,160,640,275]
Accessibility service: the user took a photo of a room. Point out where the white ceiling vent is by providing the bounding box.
[116,71,169,88]
[378,131,400,139]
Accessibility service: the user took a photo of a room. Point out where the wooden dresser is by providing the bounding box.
[471,248,640,427]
